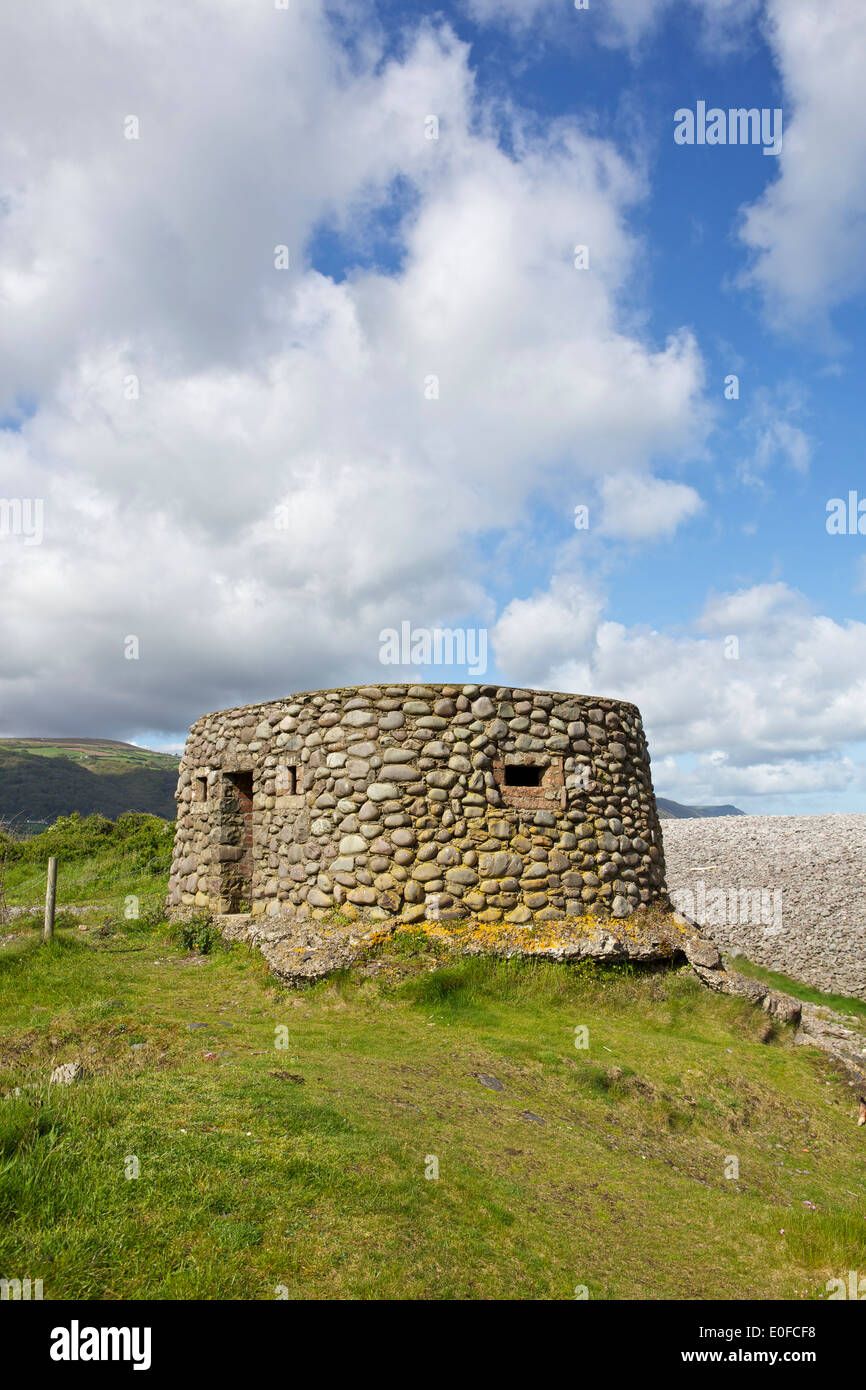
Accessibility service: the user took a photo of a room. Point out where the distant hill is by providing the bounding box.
[0,739,742,831]
[0,738,179,829]
[656,797,745,819]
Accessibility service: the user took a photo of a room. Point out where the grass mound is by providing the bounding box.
[0,911,864,1300]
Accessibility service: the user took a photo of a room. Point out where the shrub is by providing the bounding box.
[3,812,174,875]
[132,902,168,931]
[169,911,223,955]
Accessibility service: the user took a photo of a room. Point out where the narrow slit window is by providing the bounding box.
[276,765,297,795]
[504,764,543,787]
[194,776,208,802]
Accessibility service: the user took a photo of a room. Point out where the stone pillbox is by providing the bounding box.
[168,683,668,924]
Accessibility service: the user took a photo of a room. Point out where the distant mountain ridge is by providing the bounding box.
[0,738,744,830]
[656,797,745,819]
[0,738,178,827]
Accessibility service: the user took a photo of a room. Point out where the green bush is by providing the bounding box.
[0,812,175,912]
[132,902,169,931]
[1,812,173,874]
[169,911,223,955]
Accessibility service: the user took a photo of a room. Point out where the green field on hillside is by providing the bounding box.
[1,906,864,1301]
[0,739,179,772]
[0,740,179,827]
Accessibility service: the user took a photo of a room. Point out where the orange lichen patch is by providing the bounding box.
[241,903,701,984]
[388,908,695,964]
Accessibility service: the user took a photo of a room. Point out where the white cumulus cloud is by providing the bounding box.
[0,0,708,739]
[738,0,866,333]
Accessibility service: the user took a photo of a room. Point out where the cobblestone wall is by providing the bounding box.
[168,683,667,924]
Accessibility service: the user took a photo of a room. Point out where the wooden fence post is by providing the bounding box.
[43,857,57,942]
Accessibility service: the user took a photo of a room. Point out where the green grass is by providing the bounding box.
[726,954,866,1023]
[1,812,173,915]
[0,911,864,1300]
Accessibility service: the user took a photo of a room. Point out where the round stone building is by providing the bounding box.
[168,683,668,924]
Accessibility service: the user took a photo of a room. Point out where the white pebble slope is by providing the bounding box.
[661,814,866,1000]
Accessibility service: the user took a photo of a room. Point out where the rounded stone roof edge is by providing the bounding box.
[187,683,644,732]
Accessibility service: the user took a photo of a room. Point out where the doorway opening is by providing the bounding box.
[221,770,253,911]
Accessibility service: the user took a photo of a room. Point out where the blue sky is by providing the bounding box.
[1,0,865,813]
